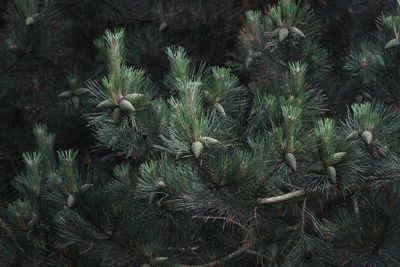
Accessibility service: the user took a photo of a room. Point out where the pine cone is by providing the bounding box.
[58,91,72,98]
[191,141,204,158]
[97,99,115,109]
[285,153,297,172]
[345,131,358,140]
[326,166,336,184]
[74,88,90,96]
[112,107,122,124]
[278,28,289,42]
[119,99,135,112]
[71,96,80,109]
[271,28,280,38]
[155,180,166,188]
[361,130,372,144]
[200,136,219,145]
[330,152,347,165]
[159,21,168,31]
[25,16,35,26]
[67,195,75,208]
[214,103,226,117]
[289,27,305,38]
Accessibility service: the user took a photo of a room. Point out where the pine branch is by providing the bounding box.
[191,215,248,232]
[260,174,395,207]
[172,214,252,267]
[186,244,207,265]
[0,218,25,253]
[300,196,307,233]
[173,239,251,267]
[265,161,284,178]
[258,189,306,204]
[0,53,25,74]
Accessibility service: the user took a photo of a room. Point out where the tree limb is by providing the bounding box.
[258,189,306,204]
[172,215,252,267]
[173,240,251,267]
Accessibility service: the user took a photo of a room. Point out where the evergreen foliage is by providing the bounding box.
[1,0,400,266]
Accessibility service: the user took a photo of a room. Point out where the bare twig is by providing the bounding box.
[300,196,307,233]
[258,189,306,205]
[173,240,251,267]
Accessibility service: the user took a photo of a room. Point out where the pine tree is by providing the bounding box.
[344,0,400,106]
[2,0,400,266]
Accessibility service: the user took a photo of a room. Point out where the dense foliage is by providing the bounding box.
[1,0,400,266]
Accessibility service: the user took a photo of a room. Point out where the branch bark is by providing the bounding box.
[258,189,306,204]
